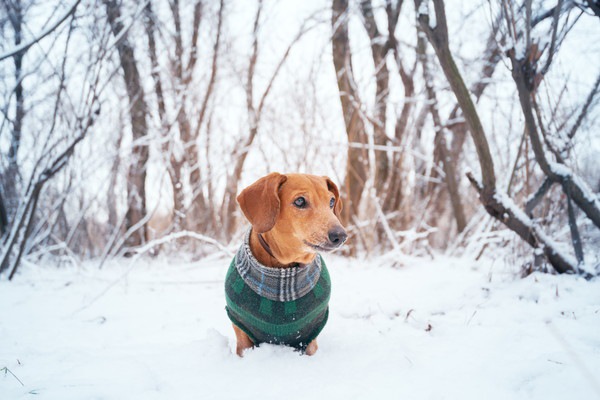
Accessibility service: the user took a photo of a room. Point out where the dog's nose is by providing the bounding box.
[328,227,348,246]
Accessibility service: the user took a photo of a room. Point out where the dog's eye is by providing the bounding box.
[330,197,335,209]
[294,197,307,208]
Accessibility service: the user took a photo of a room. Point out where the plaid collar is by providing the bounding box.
[234,230,322,302]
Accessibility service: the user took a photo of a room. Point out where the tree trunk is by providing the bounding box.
[143,2,167,124]
[416,0,580,275]
[332,0,369,227]
[0,188,8,238]
[417,31,466,233]
[2,0,25,237]
[222,128,257,238]
[188,0,223,234]
[170,0,204,231]
[107,131,123,232]
[509,53,600,230]
[382,0,414,219]
[444,12,503,184]
[466,173,583,276]
[104,0,149,248]
[416,0,496,193]
[1,112,95,278]
[360,0,390,195]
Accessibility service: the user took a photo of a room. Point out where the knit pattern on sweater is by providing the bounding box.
[234,229,323,302]
[225,252,331,351]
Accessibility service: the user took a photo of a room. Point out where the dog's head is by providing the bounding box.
[237,173,347,262]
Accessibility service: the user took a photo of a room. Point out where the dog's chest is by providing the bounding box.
[224,254,331,350]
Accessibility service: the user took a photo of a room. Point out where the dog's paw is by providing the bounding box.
[304,340,318,356]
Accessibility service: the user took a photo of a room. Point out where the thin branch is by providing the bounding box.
[540,0,563,76]
[584,0,600,17]
[417,29,466,232]
[185,1,204,75]
[371,190,401,252]
[507,128,527,195]
[246,0,262,121]
[566,185,584,265]
[467,172,582,276]
[415,0,496,190]
[567,72,600,140]
[532,97,564,163]
[195,0,224,133]
[0,0,82,61]
[1,367,24,387]
[525,177,554,215]
[256,14,318,121]
[510,53,600,230]
[133,230,234,257]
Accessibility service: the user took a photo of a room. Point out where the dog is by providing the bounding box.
[224,173,347,356]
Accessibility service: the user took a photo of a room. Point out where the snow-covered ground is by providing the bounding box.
[1,253,599,399]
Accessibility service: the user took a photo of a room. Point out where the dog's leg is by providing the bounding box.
[233,324,254,357]
[305,339,318,356]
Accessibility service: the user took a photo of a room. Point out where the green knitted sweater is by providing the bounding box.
[224,255,331,351]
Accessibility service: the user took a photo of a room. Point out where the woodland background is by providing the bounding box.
[1,0,600,279]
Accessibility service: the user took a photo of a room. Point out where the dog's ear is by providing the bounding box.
[237,173,288,233]
[324,177,343,219]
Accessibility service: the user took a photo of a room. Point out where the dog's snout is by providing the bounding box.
[328,227,347,246]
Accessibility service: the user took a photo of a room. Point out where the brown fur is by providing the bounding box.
[234,173,346,356]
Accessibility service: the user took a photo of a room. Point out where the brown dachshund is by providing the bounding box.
[225,173,347,356]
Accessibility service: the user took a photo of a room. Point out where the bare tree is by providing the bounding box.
[221,0,316,239]
[143,0,224,237]
[103,0,150,250]
[507,17,600,230]
[187,0,224,233]
[415,0,599,276]
[332,0,369,229]
[0,191,7,235]
[167,0,209,232]
[1,0,597,278]
[359,0,390,196]
[0,0,100,278]
[1,0,26,238]
[416,28,466,233]
[381,0,417,223]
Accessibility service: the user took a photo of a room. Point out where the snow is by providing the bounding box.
[416,0,437,30]
[417,0,428,16]
[493,190,583,273]
[2,254,600,399]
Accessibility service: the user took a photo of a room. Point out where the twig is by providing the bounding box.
[567,72,600,140]
[370,189,401,252]
[133,230,234,257]
[75,232,232,314]
[540,0,563,76]
[0,0,82,61]
[566,182,584,266]
[525,177,554,215]
[506,127,527,195]
[1,367,24,387]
